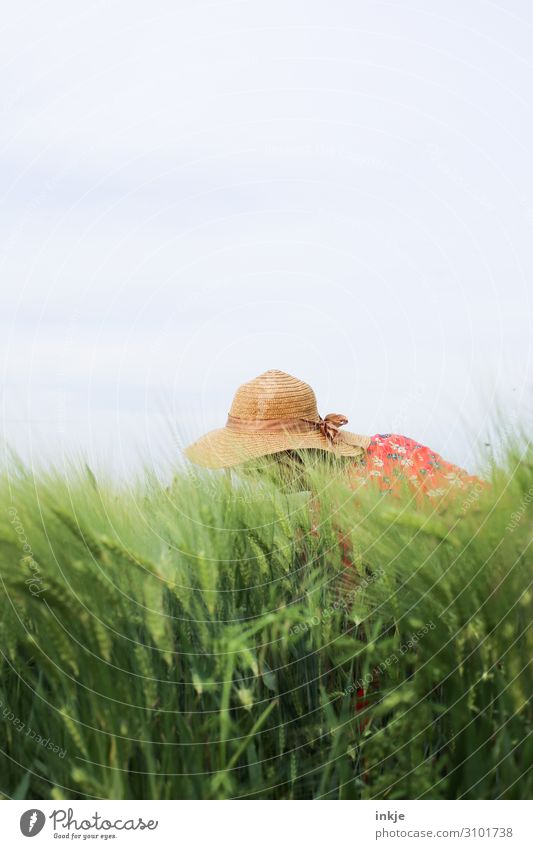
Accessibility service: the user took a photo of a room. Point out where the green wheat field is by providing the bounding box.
[0,439,531,800]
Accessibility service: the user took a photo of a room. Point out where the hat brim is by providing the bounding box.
[184,426,371,469]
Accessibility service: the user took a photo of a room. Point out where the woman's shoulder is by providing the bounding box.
[368,433,424,452]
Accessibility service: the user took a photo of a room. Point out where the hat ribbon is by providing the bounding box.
[226,413,349,443]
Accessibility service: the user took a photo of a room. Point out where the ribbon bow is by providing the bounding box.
[303,413,349,443]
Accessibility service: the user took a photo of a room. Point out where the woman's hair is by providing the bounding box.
[238,448,358,491]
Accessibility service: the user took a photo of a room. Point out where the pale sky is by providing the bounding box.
[1,1,532,477]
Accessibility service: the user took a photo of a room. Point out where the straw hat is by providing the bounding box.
[184,370,371,469]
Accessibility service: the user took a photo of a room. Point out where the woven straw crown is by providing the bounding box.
[229,369,319,421]
[184,369,370,469]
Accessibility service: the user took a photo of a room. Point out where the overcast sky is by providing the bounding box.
[1,0,532,477]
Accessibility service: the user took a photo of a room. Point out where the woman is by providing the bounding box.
[185,369,481,720]
[184,369,480,498]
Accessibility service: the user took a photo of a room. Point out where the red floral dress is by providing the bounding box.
[349,433,480,499]
[343,434,482,721]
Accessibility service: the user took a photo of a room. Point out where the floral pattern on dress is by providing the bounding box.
[349,434,481,498]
